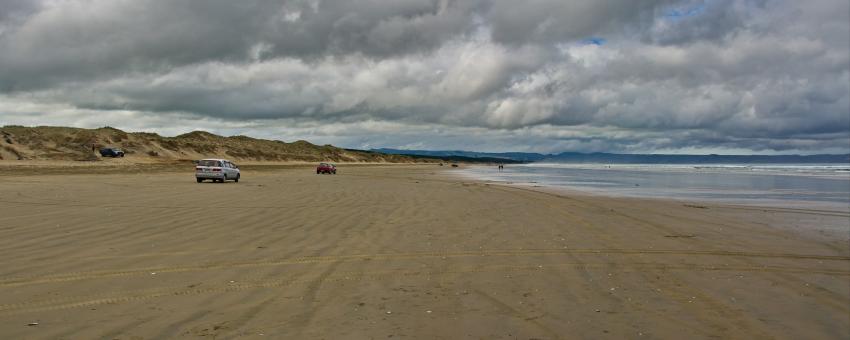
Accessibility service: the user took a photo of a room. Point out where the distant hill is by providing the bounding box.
[0,126,432,163]
[371,148,850,164]
[352,149,524,164]
[371,148,546,162]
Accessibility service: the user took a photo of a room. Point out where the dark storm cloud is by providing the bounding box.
[0,0,491,90]
[484,0,677,45]
[643,0,767,45]
[0,0,847,154]
[0,0,42,21]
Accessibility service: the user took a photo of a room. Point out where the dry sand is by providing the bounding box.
[0,164,847,339]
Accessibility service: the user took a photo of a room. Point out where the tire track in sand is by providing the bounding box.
[1,262,846,317]
[0,249,846,288]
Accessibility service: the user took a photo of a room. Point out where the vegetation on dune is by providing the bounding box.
[0,126,432,163]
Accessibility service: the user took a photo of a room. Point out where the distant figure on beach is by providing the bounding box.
[498,164,504,171]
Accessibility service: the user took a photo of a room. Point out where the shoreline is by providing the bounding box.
[452,164,850,214]
[443,165,850,242]
[521,162,850,178]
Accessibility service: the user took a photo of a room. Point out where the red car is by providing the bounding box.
[317,163,337,174]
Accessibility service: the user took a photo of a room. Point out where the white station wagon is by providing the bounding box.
[195,159,240,183]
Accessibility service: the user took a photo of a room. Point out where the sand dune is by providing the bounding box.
[0,126,428,163]
[0,165,847,339]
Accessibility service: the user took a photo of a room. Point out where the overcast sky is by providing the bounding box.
[0,0,848,154]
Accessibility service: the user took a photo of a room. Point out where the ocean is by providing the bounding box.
[458,163,850,210]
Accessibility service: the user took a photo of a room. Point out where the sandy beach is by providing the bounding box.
[0,164,847,339]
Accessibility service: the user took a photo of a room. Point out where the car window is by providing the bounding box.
[198,160,221,167]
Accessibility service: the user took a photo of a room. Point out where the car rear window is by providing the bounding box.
[198,160,221,167]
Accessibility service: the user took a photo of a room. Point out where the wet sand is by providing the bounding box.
[0,164,847,339]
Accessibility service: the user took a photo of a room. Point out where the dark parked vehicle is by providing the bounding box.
[317,163,337,174]
[99,148,125,157]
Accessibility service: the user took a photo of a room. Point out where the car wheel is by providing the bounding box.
[235,174,240,183]
[196,178,203,183]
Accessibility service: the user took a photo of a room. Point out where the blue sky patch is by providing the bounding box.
[665,3,707,20]
[582,37,607,46]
